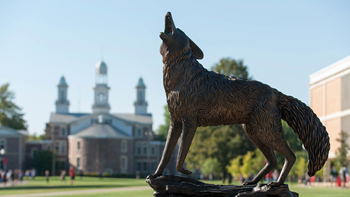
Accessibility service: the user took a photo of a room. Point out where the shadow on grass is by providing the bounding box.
[1,185,128,191]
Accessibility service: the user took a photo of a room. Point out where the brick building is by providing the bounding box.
[0,125,28,170]
[25,60,177,175]
[309,55,350,178]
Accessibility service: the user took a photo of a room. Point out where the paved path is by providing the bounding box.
[1,186,151,197]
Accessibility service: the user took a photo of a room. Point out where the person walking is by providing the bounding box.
[330,165,338,187]
[60,170,66,182]
[340,166,348,188]
[69,166,75,186]
[45,170,50,183]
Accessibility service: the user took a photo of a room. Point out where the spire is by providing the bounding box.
[56,76,70,113]
[134,77,148,115]
[58,76,68,86]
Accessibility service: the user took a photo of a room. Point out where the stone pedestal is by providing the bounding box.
[146,175,298,197]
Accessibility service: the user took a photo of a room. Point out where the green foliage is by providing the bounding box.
[336,131,350,167]
[156,105,170,141]
[227,149,265,179]
[186,125,255,182]
[28,132,46,141]
[31,150,53,175]
[226,156,242,179]
[0,83,27,130]
[211,57,251,79]
[200,158,221,176]
[293,157,307,178]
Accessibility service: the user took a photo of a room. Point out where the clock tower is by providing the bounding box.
[92,60,110,113]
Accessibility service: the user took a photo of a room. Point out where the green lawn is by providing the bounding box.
[1,177,349,197]
[0,176,148,196]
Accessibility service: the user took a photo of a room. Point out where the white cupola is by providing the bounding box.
[92,60,110,113]
[55,76,70,113]
[134,77,148,115]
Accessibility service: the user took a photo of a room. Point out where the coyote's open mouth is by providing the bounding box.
[161,12,175,38]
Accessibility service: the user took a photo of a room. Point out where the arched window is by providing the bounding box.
[121,140,127,152]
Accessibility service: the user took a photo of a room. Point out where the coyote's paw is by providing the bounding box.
[146,173,162,179]
[178,168,192,175]
[267,181,282,187]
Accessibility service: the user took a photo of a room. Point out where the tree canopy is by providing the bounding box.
[0,83,27,130]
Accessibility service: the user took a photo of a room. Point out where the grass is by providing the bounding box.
[0,176,148,196]
[1,176,349,197]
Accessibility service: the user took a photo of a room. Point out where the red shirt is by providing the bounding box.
[69,169,75,177]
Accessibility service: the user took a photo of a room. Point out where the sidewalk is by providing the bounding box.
[0,186,151,197]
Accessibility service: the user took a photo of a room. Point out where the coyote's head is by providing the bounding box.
[160,12,204,61]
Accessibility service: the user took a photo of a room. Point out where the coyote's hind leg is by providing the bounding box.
[243,123,278,185]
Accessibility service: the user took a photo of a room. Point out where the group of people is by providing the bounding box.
[0,169,35,186]
[44,166,76,186]
[330,165,349,188]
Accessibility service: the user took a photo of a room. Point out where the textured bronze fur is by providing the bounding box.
[149,12,330,187]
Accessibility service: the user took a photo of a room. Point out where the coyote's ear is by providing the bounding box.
[188,37,204,60]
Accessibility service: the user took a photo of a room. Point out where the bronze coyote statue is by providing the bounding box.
[149,12,330,187]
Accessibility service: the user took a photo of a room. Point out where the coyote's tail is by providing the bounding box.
[278,92,330,176]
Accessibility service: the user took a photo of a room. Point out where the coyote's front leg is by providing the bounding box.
[176,118,197,175]
[147,118,182,179]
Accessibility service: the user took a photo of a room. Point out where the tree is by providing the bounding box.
[200,158,221,176]
[28,132,46,141]
[0,83,27,130]
[156,105,170,141]
[212,57,251,79]
[336,131,350,167]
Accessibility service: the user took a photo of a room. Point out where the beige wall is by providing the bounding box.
[325,118,341,154]
[310,85,324,117]
[326,78,341,115]
[341,74,350,110]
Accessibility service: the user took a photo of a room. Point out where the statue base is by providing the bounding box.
[146,175,298,197]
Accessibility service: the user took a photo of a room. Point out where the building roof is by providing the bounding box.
[112,113,152,124]
[96,60,107,75]
[309,55,350,85]
[0,125,28,136]
[58,76,68,86]
[69,123,130,139]
[50,112,90,123]
[50,112,152,125]
[26,140,52,144]
[136,77,146,88]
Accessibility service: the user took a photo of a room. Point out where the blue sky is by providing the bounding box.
[0,0,349,135]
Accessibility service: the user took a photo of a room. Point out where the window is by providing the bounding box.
[137,162,141,171]
[55,142,59,151]
[121,156,128,171]
[77,157,81,169]
[77,141,81,150]
[151,162,155,171]
[136,143,141,155]
[61,142,66,154]
[137,129,141,137]
[47,146,51,150]
[121,140,127,152]
[61,128,66,136]
[143,146,147,155]
[151,147,155,155]
[0,139,6,153]
[143,162,147,171]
